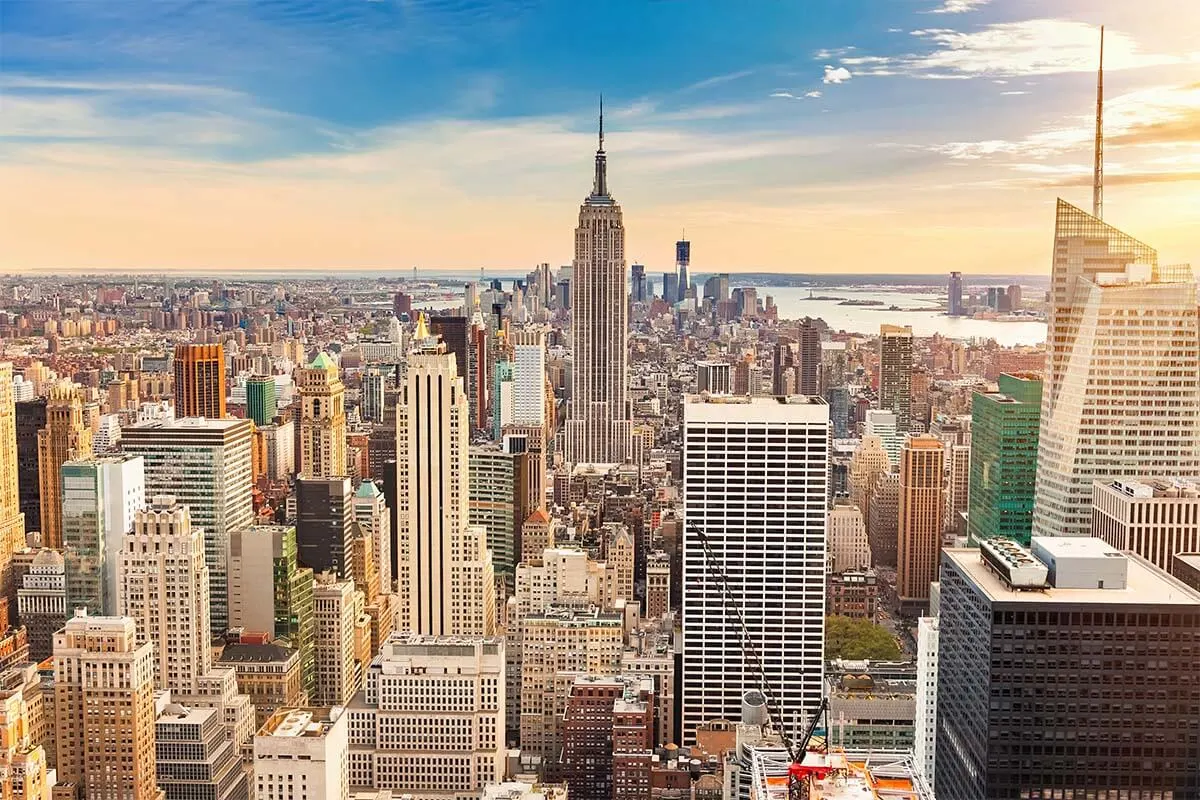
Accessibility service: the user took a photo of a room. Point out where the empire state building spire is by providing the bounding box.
[589,95,610,203]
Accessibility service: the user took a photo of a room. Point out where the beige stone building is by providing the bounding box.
[897,435,946,607]
[298,352,347,479]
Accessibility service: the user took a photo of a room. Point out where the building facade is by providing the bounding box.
[298,352,347,479]
[968,373,1042,545]
[1033,201,1200,539]
[254,708,349,800]
[38,381,94,549]
[681,395,829,743]
[897,435,945,608]
[878,325,913,433]
[1092,479,1200,573]
[174,342,227,419]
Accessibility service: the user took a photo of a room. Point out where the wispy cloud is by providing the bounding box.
[925,0,990,14]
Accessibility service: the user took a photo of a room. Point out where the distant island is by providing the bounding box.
[839,299,885,306]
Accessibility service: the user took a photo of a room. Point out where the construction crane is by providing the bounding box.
[689,522,834,800]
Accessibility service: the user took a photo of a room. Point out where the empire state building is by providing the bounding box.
[565,100,631,465]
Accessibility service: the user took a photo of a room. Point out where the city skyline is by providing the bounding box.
[3,1,1200,275]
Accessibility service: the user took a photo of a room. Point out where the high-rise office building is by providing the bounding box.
[510,327,547,428]
[868,472,900,569]
[360,370,385,424]
[0,364,24,604]
[15,397,46,535]
[661,273,678,306]
[345,634,505,793]
[38,381,94,549]
[61,454,145,616]
[1092,479,1200,573]
[174,342,227,419]
[848,435,890,520]
[469,305,490,435]
[828,498,871,574]
[53,611,161,800]
[155,703,249,800]
[118,497,213,693]
[896,435,945,609]
[695,361,732,395]
[946,444,970,533]
[246,375,278,427]
[352,481,392,594]
[947,272,963,317]
[254,708,348,800]
[228,525,315,697]
[311,575,366,707]
[630,263,647,303]
[914,616,939,791]
[937,538,1200,797]
[565,104,631,466]
[298,352,347,480]
[865,409,902,466]
[795,321,821,396]
[469,445,527,582]
[681,395,829,743]
[17,549,65,662]
[122,417,254,634]
[394,320,496,637]
[296,476,354,578]
[968,373,1042,546]
[878,325,913,432]
[520,606,624,759]
[1034,201,1200,538]
[675,238,690,302]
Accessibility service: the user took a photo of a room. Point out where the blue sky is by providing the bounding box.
[2,0,1199,273]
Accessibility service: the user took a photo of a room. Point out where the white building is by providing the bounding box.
[564,108,631,466]
[510,327,547,427]
[346,634,505,798]
[681,395,830,743]
[1033,201,1200,538]
[122,417,254,633]
[1092,479,1200,573]
[255,708,349,800]
[828,499,871,574]
[313,575,365,707]
[61,454,145,616]
[914,616,939,791]
[353,480,392,594]
[395,322,496,637]
[865,409,901,466]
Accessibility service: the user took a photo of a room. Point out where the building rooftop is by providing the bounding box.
[258,708,341,738]
[751,747,932,800]
[1098,478,1200,499]
[944,546,1200,605]
[217,642,297,664]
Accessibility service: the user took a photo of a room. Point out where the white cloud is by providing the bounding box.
[770,91,798,99]
[829,20,1194,81]
[1001,90,1028,95]
[926,0,990,14]
[804,91,823,99]
[823,66,853,84]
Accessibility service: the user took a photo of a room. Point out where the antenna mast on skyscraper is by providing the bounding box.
[1093,24,1104,220]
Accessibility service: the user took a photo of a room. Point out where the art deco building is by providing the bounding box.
[37,381,93,549]
[298,352,347,479]
[0,364,25,603]
[1033,200,1200,538]
[564,103,632,465]
[394,318,496,637]
[53,611,162,800]
[174,342,227,419]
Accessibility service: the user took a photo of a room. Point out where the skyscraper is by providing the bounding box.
[227,525,315,698]
[18,548,66,662]
[896,434,945,609]
[675,237,690,302]
[352,481,392,594]
[0,363,24,603]
[394,318,497,636]
[61,455,145,616]
[15,397,46,534]
[53,611,161,800]
[681,395,829,743]
[360,370,385,424]
[298,352,347,480]
[311,575,365,707]
[122,417,254,634]
[630,263,647,303]
[296,476,354,578]
[38,380,94,549]
[968,373,1042,545]
[469,444,526,582]
[174,342,227,419]
[1033,200,1200,538]
[565,101,631,466]
[510,326,547,428]
[947,272,963,316]
[246,375,278,427]
[795,321,822,396]
[878,325,913,432]
[937,538,1200,797]
[155,704,249,800]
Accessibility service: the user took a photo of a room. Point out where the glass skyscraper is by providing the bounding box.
[968,373,1042,545]
[1033,200,1200,538]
